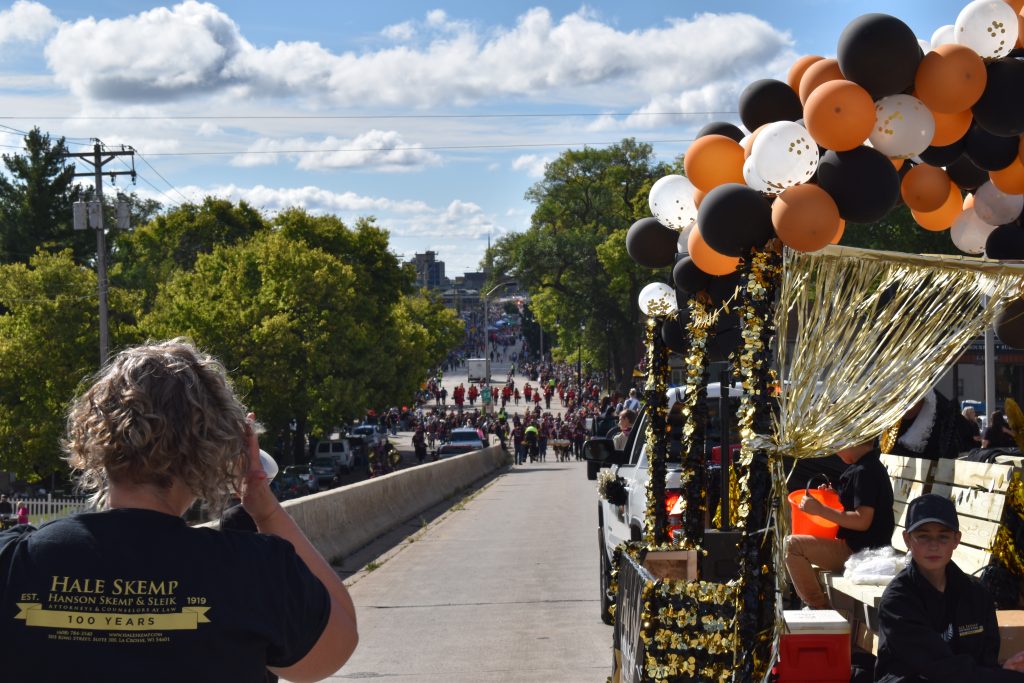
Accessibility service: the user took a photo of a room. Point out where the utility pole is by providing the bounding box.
[67,141,136,366]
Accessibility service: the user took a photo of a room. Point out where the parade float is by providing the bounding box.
[606,2,1024,680]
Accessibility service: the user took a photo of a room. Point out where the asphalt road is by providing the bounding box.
[318,460,613,682]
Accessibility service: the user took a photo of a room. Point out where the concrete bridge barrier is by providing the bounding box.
[233,445,508,563]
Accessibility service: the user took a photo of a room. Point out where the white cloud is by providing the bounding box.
[231,130,441,172]
[425,9,447,27]
[42,4,794,111]
[0,1,58,47]
[381,21,415,41]
[512,154,552,178]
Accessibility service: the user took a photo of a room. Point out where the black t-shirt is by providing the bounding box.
[0,508,330,683]
[876,560,1023,682]
[983,426,1017,449]
[836,448,895,552]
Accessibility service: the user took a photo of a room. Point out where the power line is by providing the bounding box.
[141,137,698,157]
[133,151,193,205]
[2,111,740,121]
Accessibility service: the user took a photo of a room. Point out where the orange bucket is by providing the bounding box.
[788,476,842,538]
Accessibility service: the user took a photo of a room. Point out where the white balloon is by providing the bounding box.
[638,282,677,317]
[749,120,819,192]
[676,223,694,254]
[951,208,997,254]
[869,95,935,159]
[743,155,772,193]
[955,0,1018,59]
[649,174,698,231]
[917,38,932,54]
[974,181,1024,225]
[931,24,956,49]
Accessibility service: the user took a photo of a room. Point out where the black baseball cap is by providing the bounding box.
[906,494,959,533]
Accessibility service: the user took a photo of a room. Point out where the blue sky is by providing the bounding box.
[0,0,970,275]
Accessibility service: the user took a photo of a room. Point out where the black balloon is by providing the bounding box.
[673,256,713,294]
[972,57,1024,138]
[964,124,1019,171]
[996,298,1024,350]
[919,137,967,167]
[738,79,803,132]
[837,14,921,99]
[697,183,775,258]
[985,223,1024,260]
[707,326,744,363]
[816,147,900,223]
[626,217,678,268]
[946,155,989,191]
[707,272,743,305]
[696,121,745,143]
[661,312,690,354]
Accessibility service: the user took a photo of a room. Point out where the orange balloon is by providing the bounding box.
[742,124,767,159]
[693,188,707,209]
[803,79,875,151]
[787,55,824,94]
[799,58,844,104]
[1018,12,1024,48]
[990,157,1024,194]
[930,109,973,147]
[683,134,745,193]
[688,226,739,275]
[915,44,987,114]
[963,192,975,211]
[892,158,905,171]
[901,165,953,212]
[831,218,846,244]
[1008,0,1024,13]
[911,182,962,231]
[771,184,841,252]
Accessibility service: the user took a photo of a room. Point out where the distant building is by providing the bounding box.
[411,251,446,290]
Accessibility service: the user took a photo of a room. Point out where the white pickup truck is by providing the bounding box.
[588,383,742,624]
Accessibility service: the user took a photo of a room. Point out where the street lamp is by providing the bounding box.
[482,280,516,412]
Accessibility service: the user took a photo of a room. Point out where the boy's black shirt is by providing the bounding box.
[876,559,1023,682]
[0,508,329,683]
[836,447,895,551]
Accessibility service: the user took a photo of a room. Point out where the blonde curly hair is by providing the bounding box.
[63,339,249,508]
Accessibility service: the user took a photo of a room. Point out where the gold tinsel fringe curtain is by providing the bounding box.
[772,245,1024,460]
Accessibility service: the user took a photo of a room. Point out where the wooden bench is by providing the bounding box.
[823,454,1022,657]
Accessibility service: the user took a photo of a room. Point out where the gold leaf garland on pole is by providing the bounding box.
[675,298,711,549]
[730,245,784,681]
[643,317,671,546]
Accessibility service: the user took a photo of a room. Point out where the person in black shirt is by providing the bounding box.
[0,339,358,683]
[983,410,1018,449]
[875,493,1024,681]
[785,439,895,609]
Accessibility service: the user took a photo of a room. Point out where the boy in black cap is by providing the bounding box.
[875,493,1024,681]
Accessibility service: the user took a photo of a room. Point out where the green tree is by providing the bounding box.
[0,251,99,481]
[111,197,267,311]
[838,204,961,255]
[491,139,670,388]
[0,128,84,265]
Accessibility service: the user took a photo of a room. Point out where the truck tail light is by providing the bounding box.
[665,489,683,541]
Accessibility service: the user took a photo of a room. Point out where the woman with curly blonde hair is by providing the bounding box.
[0,339,357,683]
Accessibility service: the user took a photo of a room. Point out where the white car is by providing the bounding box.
[438,427,486,457]
[589,382,743,625]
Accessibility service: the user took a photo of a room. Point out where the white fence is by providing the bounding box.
[13,495,91,525]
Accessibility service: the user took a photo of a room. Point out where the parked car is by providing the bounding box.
[282,464,319,493]
[438,427,486,457]
[313,436,356,474]
[310,455,346,488]
[351,423,387,450]
[270,471,311,501]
